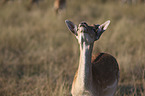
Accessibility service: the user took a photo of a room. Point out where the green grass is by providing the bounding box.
[0,0,145,96]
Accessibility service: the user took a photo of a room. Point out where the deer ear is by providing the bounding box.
[65,20,78,36]
[99,20,110,31]
[95,20,110,40]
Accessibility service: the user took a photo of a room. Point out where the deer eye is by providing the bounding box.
[93,28,96,32]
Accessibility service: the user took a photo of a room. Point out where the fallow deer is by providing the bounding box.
[65,20,119,96]
[54,0,66,14]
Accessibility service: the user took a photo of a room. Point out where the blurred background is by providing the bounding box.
[0,0,145,96]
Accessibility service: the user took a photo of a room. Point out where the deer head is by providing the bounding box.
[65,20,110,45]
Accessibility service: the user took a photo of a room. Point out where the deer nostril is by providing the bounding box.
[79,22,88,27]
[79,24,84,27]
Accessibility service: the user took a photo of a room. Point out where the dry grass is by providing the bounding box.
[0,0,145,96]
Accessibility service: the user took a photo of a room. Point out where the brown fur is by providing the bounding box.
[72,53,119,95]
[54,0,66,14]
[65,20,119,96]
[92,53,119,89]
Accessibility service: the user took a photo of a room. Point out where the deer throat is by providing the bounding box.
[76,42,93,90]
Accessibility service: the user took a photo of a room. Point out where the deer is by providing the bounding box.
[65,20,119,96]
[54,0,66,14]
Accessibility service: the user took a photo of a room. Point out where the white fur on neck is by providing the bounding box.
[75,42,93,91]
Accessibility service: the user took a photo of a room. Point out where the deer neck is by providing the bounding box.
[77,42,93,89]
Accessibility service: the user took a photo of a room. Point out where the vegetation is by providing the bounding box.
[0,0,145,96]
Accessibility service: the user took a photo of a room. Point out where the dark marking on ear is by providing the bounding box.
[65,20,78,36]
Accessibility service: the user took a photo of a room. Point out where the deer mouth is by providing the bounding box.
[79,22,89,33]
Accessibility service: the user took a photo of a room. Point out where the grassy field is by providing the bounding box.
[0,0,145,96]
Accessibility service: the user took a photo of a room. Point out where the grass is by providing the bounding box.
[0,0,145,96]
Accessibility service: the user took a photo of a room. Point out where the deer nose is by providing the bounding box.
[79,22,88,33]
[80,27,85,33]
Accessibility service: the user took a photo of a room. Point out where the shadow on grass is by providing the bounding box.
[117,84,144,96]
